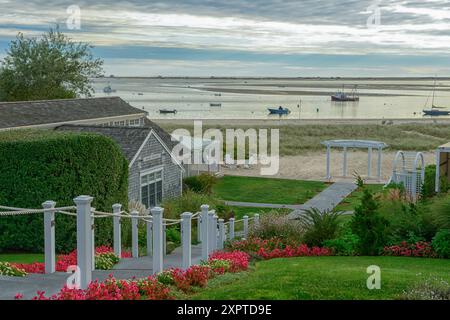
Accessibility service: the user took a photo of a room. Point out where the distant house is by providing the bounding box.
[0,97,183,208]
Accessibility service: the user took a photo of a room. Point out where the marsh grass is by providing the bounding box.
[159,123,449,157]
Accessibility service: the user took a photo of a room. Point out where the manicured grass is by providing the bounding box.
[213,176,327,204]
[0,253,44,263]
[191,256,450,300]
[334,184,384,212]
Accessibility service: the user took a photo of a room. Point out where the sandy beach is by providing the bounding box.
[221,150,436,183]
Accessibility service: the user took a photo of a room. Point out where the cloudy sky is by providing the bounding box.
[1,0,450,77]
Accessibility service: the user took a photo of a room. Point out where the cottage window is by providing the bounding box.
[140,169,163,209]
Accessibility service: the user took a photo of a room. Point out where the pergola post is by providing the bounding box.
[326,145,331,180]
[368,147,373,177]
[377,147,382,180]
[342,147,348,177]
[436,149,441,193]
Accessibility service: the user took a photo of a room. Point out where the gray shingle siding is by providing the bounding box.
[128,133,182,204]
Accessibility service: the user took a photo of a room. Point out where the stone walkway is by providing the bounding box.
[288,182,357,219]
[224,182,357,217]
[0,244,203,300]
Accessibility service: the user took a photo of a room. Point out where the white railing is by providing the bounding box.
[0,197,260,289]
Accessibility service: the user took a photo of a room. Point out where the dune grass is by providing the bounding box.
[158,123,449,157]
[213,176,326,204]
[191,256,450,300]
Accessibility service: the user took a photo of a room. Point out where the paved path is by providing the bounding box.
[288,182,357,219]
[0,244,203,300]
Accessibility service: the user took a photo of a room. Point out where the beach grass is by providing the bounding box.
[158,123,449,157]
[190,256,450,300]
[213,175,326,204]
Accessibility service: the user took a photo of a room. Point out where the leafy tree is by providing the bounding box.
[351,188,389,255]
[0,27,103,101]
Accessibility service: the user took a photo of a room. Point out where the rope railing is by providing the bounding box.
[1,196,262,290]
[0,205,76,216]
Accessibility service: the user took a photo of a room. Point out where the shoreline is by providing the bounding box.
[153,117,450,126]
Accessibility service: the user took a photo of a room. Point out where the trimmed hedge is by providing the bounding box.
[0,129,128,253]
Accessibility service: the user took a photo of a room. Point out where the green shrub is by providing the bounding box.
[0,129,128,253]
[183,173,217,194]
[350,188,389,255]
[161,190,231,220]
[421,165,450,199]
[432,229,450,258]
[323,230,360,256]
[95,252,120,270]
[157,270,175,285]
[379,200,426,245]
[298,208,342,247]
[0,262,27,277]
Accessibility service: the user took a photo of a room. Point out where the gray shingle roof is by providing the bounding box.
[55,124,152,162]
[0,97,147,129]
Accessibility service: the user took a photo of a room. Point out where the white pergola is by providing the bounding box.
[435,142,450,192]
[321,140,388,180]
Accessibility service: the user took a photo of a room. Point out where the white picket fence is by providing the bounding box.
[0,196,259,289]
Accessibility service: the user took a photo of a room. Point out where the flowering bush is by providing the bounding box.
[33,275,173,300]
[209,251,250,272]
[256,244,331,260]
[383,241,437,258]
[0,262,27,277]
[204,259,231,274]
[227,237,331,260]
[12,246,129,274]
[157,265,213,292]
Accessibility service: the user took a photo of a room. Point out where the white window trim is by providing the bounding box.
[139,167,164,209]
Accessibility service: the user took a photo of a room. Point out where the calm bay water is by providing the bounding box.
[92,78,450,120]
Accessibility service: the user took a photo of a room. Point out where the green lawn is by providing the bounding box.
[0,253,44,263]
[213,176,327,205]
[191,256,450,300]
[334,184,384,212]
[229,206,290,220]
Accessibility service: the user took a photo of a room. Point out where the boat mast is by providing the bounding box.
[432,78,436,107]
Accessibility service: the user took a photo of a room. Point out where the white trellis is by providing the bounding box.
[0,197,259,290]
[388,151,425,202]
[321,140,388,180]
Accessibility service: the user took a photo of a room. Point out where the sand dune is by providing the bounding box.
[222,150,436,183]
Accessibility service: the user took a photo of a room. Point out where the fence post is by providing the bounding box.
[42,200,56,274]
[163,224,167,256]
[229,218,235,240]
[197,215,202,243]
[74,195,93,290]
[146,219,152,257]
[112,203,122,258]
[151,207,164,274]
[91,207,95,271]
[212,214,218,251]
[181,212,192,269]
[254,214,260,229]
[131,210,139,258]
[208,211,215,254]
[218,218,225,250]
[243,215,249,239]
[200,205,209,260]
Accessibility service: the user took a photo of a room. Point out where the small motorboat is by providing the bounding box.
[423,108,450,116]
[103,84,116,94]
[210,103,222,107]
[268,106,290,115]
[159,109,177,114]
